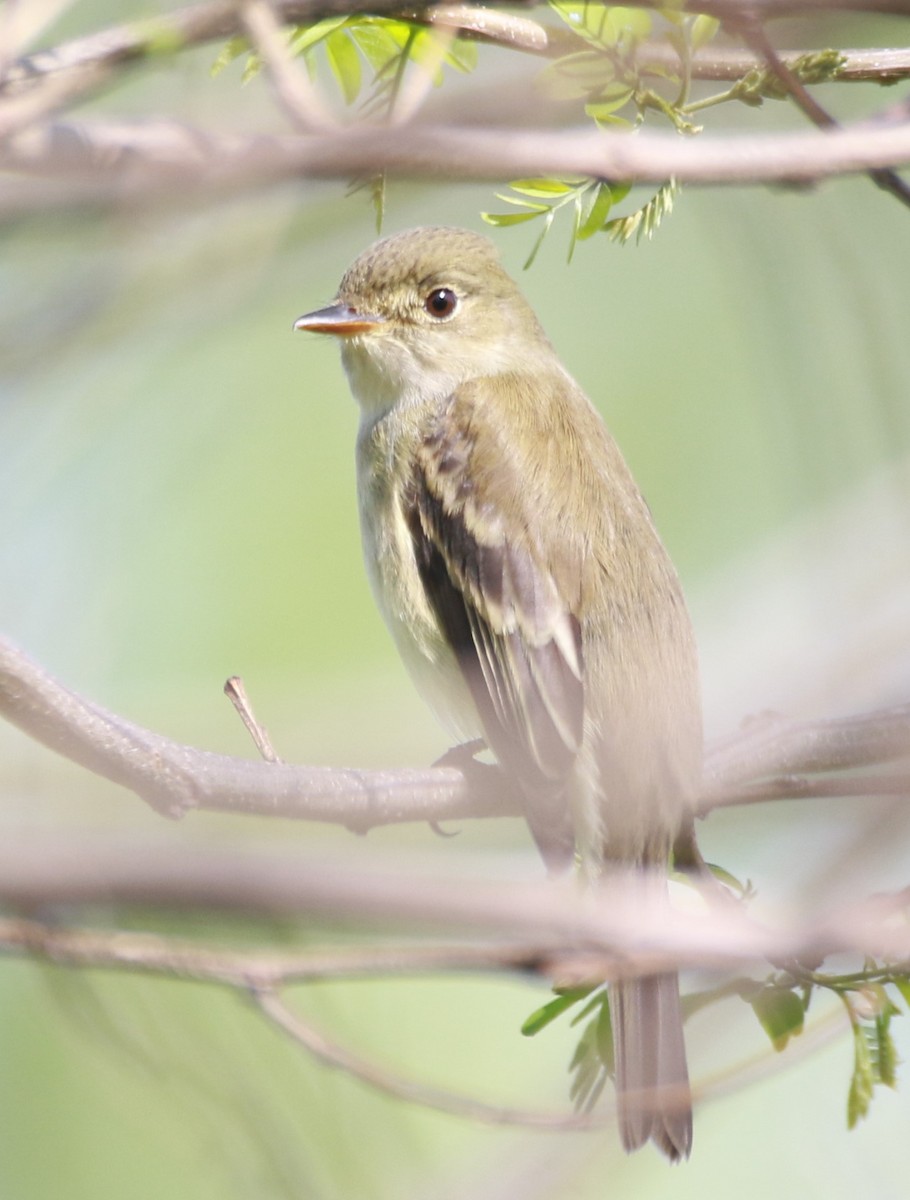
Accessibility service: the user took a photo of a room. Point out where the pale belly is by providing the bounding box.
[355,425,480,743]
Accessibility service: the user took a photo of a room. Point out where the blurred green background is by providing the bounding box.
[2,4,910,1198]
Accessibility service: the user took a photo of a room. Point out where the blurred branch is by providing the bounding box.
[1,835,910,967]
[0,906,855,1125]
[3,113,910,221]
[238,0,338,130]
[253,986,600,1126]
[0,0,909,219]
[0,916,565,985]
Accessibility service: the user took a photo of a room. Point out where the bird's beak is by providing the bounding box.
[293,302,385,337]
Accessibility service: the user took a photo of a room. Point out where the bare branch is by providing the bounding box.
[0,912,856,1129]
[2,635,909,828]
[700,705,910,808]
[224,675,282,763]
[253,987,601,1127]
[0,636,522,827]
[1,835,910,972]
[0,916,563,987]
[3,111,910,222]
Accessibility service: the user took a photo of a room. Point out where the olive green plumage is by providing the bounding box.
[295,226,702,1160]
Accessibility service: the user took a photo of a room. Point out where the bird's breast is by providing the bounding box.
[355,410,480,741]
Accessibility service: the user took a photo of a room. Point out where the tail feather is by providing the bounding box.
[610,972,692,1162]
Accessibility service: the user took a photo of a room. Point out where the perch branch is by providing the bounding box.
[2,635,909,829]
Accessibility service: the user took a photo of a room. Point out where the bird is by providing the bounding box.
[294,225,702,1160]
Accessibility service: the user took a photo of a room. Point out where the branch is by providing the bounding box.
[1,835,910,970]
[252,987,600,1126]
[2,635,909,828]
[238,0,338,131]
[6,0,910,92]
[700,705,910,806]
[0,910,855,1127]
[0,636,522,828]
[4,112,910,222]
[737,17,910,209]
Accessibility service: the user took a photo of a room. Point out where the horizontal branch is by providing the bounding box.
[5,0,909,91]
[4,111,910,222]
[2,636,909,833]
[0,637,522,828]
[0,909,853,1130]
[1,835,909,971]
[0,916,559,987]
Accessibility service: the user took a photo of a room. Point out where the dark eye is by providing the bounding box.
[424,287,458,319]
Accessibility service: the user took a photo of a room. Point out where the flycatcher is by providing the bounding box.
[294,226,702,1160]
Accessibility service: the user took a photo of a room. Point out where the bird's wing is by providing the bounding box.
[403,380,585,865]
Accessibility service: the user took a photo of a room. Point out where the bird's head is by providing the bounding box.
[294,226,551,414]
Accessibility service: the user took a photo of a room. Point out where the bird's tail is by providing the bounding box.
[610,971,692,1162]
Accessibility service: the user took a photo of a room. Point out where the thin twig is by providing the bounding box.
[224,675,282,763]
[253,986,604,1127]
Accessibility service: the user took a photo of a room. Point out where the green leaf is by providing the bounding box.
[510,178,577,197]
[325,29,362,104]
[595,992,615,1075]
[576,182,615,240]
[521,986,594,1035]
[604,7,652,45]
[491,193,552,211]
[691,15,720,50]
[568,1016,609,1112]
[241,53,263,84]
[569,986,608,1026]
[550,2,650,50]
[875,1011,899,1087]
[584,89,633,122]
[481,211,544,228]
[446,37,478,73]
[891,975,910,1011]
[524,209,556,269]
[848,1019,875,1128]
[750,985,805,1051]
[211,36,248,78]
[538,51,617,101]
[289,17,351,56]
[606,179,679,244]
[405,28,448,87]
[347,171,387,232]
[347,22,406,72]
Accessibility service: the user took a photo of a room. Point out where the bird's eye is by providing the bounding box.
[424,287,458,319]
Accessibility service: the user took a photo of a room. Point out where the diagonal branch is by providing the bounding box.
[253,986,602,1127]
[239,0,338,130]
[736,17,910,209]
